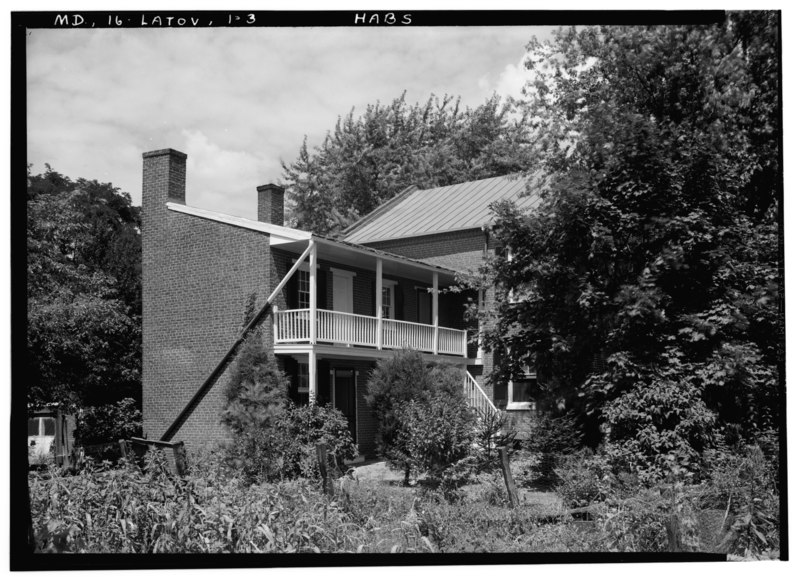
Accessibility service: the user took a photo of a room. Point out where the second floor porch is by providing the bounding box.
[274,307,467,356]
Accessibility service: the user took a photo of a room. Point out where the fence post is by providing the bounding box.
[316,443,333,497]
[118,439,128,460]
[499,447,520,508]
[173,441,187,477]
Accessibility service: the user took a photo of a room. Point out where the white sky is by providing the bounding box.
[26,24,553,219]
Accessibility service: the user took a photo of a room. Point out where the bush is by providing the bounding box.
[526,410,582,484]
[365,350,470,483]
[473,407,515,469]
[701,442,780,556]
[391,390,476,483]
[277,403,358,479]
[553,449,611,509]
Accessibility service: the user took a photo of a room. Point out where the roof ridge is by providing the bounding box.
[341,184,419,239]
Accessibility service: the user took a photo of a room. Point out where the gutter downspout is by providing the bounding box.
[160,239,316,442]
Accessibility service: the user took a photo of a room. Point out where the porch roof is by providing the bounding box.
[166,202,460,284]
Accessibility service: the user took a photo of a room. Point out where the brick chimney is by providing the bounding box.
[257,183,285,226]
[142,148,187,207]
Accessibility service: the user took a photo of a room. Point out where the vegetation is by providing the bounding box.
[221,318,356,483]
[470,14,782,482]
[281,93,534,234]
[365,350,475,484]
[74,398,143,447]
[29,434,778,556]
[27,166,142,409]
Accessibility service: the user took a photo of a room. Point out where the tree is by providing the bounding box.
[26,167,142,408]
[473,14,782,478]
[281,92,534,235]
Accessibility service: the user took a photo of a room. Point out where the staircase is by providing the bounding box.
[463,371,498,415]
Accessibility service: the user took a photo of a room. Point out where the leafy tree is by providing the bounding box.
[282,93,534,234]
[26,166,142,408]
[472,14,781,478]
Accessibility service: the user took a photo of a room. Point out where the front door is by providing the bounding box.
[333,368,357,443]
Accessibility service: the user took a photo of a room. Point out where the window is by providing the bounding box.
[382,287,391,318]
[27,417,56,436]
[297,269,310,308]
[380,280,396,319]
[297,363,309,394]
[507,364,536,410]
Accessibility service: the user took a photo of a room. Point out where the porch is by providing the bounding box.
[274,308,467,356]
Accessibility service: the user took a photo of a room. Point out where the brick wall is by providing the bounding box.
[367,229,487,272]
[142,149,273,448]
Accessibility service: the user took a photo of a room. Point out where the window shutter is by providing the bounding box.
[370,280,376,315]
[395,283,404,321]
[317,269,328,310]
[287,269,298,309]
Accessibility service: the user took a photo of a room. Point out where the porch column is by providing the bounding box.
[309,239,318,344]
[309,350,317,405]
[432,272,439,355]
[375,258,383,349]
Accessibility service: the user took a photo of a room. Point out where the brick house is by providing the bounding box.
[142,148,539,456]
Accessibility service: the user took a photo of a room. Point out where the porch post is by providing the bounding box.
[309,350,317,405]
[309,239,318,344]
[432,272,439,355]
[376,258,383,349]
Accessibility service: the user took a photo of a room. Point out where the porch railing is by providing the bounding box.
[274,308,466,356]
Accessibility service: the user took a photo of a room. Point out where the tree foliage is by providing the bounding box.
[281,93,534,234]
[474,14,782,477]
[27,166,142,408]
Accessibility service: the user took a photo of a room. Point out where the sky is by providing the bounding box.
[26,24,555,219]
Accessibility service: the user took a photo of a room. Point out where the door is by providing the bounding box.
[333,368,357,444]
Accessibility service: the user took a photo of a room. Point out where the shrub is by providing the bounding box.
[553,448,611,508]
[701,442,780,556]
[473,407,515,469]
[526,410,582,484]
[365,350,468,483]
[602,377,717,484]
[277,403,358,479]
[391,390,476,483]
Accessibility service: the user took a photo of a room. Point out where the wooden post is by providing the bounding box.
[309,240,318,344]
[118,439,128,460]
[316,443,333,497]
[432,272,439,354]
[309,350,317,405]
[499,447,519,508]
[375,258,383,349]
[173,441,187,477]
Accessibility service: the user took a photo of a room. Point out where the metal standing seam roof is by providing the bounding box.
[342,173,543,244]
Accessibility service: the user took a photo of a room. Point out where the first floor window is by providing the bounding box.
[297,363,309,394]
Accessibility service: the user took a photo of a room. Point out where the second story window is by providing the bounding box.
[382,286,392,318]
[298,269,310,308]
